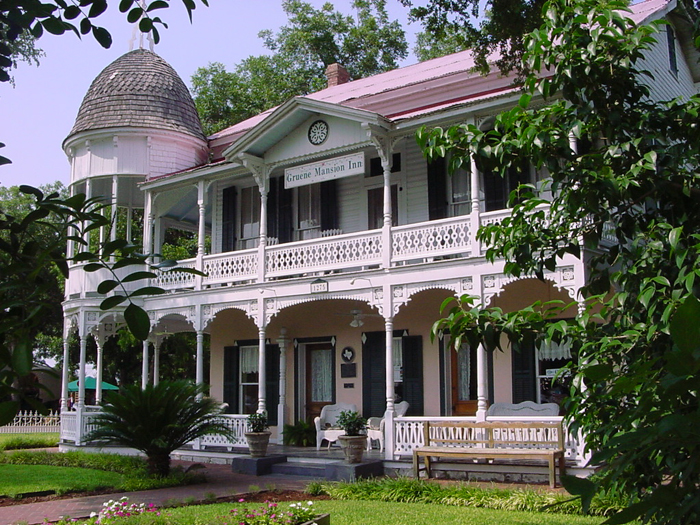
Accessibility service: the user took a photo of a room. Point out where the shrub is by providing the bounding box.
[283,420,315,446]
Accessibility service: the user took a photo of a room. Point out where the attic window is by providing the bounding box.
[667,26,678,77]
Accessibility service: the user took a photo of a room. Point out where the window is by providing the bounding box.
[297,184,321,239]
[482,163,531,212]
[667,26,678,77]
[239,345,259,414]
[240,186,260,248]
[368,153,401,177]
[448,165,471,216]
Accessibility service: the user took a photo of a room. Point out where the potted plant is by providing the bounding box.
[245,411,271,457]
[336,410,367,464]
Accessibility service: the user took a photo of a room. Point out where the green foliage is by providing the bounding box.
[0,463,122,497]
[85,380,233,476]
[247,411,269,433]
[314,477,627,517]
[336,410,366,436]
[283,420,316,446]
[0,432,58,450]
[191,0,407,135]
[418,0,700,522]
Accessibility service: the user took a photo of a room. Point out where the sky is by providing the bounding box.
[0,0,420,190]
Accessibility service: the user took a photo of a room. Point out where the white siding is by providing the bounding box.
[90,138,117,175]
[404,137,430,224]
[337,173,362,234]
[117,136,148,175]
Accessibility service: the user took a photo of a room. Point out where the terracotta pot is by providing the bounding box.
[245,431,271,457]
[338,434,366,464]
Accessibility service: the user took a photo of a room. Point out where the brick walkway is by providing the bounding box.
[0,461,311,525]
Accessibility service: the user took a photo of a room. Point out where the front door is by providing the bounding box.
[451,345,478,416]
[305,342,334,422]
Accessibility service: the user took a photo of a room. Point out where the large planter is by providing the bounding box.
[245,431,272,457]
[302,514,330,525]
[338,434,366,464]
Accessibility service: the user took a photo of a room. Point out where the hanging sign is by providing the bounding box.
[284,152,365,189]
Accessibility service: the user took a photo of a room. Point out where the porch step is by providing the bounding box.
[270,460,327,477]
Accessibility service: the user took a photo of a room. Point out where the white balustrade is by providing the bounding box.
[195,414,249,449]
[202,250,258,286]
[60,411,77,442]
[1,410,61,434]
[266,230,383,277]
[392,216,472,262]
[155,260,197,290]
[480,209,512,228]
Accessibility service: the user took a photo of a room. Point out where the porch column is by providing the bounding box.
[153,338,161,386]
[60,336,70,412]
[196,330,205,388]
[95,338,104,404]
[142,190,152,256]
[83,178,92,251]
[470,152,481,256]
[196,181,206,290]
[141,340,149,389]
[257,320,267,415]
[77,334,88,409]
[381,157,393,269]
[126,206,133,244]
[276,328,288,444]
[257,186,268,283]
[384,315,396,459]
[476,343,489,421]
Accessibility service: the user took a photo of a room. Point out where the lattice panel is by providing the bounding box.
[203,253,258,285]
[155,261,196,289]
[196,415,249,447]
[393,219,472,260]
[266,233,382,276]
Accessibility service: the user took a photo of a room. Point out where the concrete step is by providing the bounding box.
[270,461,327,477]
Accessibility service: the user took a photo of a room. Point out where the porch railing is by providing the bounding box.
[392,216,472,262]
[193,414,249,450]
[393,416,588,466]
[0,410,60,434]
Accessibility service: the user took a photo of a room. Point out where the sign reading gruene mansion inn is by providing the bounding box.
[59,0,696,468]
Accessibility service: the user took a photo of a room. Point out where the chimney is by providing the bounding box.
[325,63,350,88]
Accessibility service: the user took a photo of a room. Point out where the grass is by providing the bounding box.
[0,450,204,496]
[53,499,607,525]
[0,432,59,450]
[0,464,121,497]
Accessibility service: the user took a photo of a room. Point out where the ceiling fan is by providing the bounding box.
[336,309,382,327]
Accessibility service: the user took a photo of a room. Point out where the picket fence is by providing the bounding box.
[0,410,61,434]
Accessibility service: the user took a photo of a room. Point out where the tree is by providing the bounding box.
[0,0,209,164]
[191,0,407,135]
[420,0,700,522]
[2,27,44,86]
[413,26,468,62]
[85,380,232,476]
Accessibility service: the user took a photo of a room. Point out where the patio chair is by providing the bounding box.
[366,400,410,452]
[314,402,357,450]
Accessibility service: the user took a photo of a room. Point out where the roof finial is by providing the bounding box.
[128,0,155,52]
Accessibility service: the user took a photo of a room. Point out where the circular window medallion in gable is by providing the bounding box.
[308,120,329,146]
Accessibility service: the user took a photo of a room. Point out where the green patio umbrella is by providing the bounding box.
[67,377,118,392]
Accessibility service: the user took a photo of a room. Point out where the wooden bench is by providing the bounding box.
[412,420,566,487]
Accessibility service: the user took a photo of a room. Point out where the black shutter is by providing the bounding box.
[265,344,280,426]
[402,335,424,416]
[222,186,237,252]
[362,331,386,418]
[278,181,294,243]
[511,342,537,403]
[427,157,447,220]
[223,346,239,414]
[267,177,279,240]
[320,180,338,231]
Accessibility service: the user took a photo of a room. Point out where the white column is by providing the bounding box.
[382,159,392,269]
[126,206,133,244]
[257,325,267,415]
[476,343,488,421]
[60,337,70,412]
[470,153,481,255]
[77,334,88,408]
[384,315,396,459]
[257,186,268,283]
[142,190,152,256]
[110,175,118,262]
[276,328,288,443]
[196,182,206,290]
[153,338,161,386]
[95,339,104,404]
[141,340,149,390]
[196,330,205,388]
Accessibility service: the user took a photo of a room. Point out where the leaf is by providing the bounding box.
[91,26,112,48]
[97,280,120,294]
[100,295,127,310]
[12,339,32,377]
[561,475,596,513]
[128,287,166,297]
[121,271,157,283]
[670,295,700,353]
[124,303,150,341]
[0,401,20,426]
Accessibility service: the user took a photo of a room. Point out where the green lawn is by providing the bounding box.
[76,500,605,525]
[0,432,59,450]
[0,464,122,497]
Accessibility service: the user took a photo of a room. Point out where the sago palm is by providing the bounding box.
[85,380,233,476]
